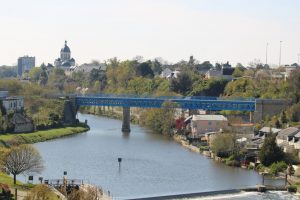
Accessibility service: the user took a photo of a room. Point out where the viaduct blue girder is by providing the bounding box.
[75,95,256,111]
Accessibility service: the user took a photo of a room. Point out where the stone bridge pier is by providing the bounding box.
[122,107,131,133]
[253,99,290,123]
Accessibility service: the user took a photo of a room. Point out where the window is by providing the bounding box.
[208,121,212,126]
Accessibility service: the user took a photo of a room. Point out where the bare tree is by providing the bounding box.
[4,145,44,184]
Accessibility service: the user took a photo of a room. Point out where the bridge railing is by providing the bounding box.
[74,94,256,102]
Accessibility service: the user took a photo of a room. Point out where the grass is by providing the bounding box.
[0,172,33,191]
[0,126,89,147]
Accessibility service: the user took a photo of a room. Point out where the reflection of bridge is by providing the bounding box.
[64,95,288,133]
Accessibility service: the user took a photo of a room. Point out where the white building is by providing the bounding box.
[191,115,228,138]
[73,63,107,73]
[2,97,24,114]
[160,68,173,78]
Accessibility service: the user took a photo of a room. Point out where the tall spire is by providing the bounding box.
[65,40,67,46]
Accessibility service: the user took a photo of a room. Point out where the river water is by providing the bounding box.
[34,113,294,199]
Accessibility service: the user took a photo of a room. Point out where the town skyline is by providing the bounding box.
[0,0,300,66]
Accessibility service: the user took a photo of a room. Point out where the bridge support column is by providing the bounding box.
[122,107,131,133]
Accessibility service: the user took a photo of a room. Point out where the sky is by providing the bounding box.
[0,0,299,66]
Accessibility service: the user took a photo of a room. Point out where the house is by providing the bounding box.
[276,127,300,153]
[205,62,234,80]
[10,113,34,133]
[73,63,107,74]
[191,115,228,138]
[256,127,281,138]
[205,69,222,79]
[0,91,24,115]
[160,68,173,78]
[160,68,181,79]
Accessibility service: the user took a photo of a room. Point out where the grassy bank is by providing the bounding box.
[0,126,89,147]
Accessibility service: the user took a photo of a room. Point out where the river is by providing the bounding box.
[34,113,291,199]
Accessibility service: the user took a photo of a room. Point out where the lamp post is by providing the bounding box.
[266,42,269,65]
[279,41,282,67]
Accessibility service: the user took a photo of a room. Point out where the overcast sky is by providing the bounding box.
[0,0,299,66]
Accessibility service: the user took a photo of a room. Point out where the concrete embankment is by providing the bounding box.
[173,135,200,153]
[127,189,242,200]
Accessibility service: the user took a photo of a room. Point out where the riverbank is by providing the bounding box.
[0,125,89,147]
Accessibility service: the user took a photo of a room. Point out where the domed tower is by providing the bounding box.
[60,40,71,61]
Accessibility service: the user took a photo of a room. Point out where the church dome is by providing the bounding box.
[61,40,70,53]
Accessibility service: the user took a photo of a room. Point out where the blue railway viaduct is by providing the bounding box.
[63,95,289,132]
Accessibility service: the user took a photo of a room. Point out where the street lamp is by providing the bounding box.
[266,42,269,65]
[279,41,282,67]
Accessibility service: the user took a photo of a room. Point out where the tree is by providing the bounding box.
[4,145,44,184]
[280,111,288,124]
[140,101,176,136]
[210,133,236,157]
[28,67,42,82]
[259,135,284,166]
[151,59,162,75]
[287,103,300,122]
[135,62,154,78]
[196,61,213,71]
[232,66,245,77]
[47,68,66,91]
[170,72,192,95]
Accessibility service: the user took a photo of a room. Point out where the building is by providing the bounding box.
[73,63,106,74]
[17,56,35,77]
[256,127,281,138]
[276,127,300,153]
[191,115,228,138]
[0,91,24,114]
[160,68,173,78]
[54,41,76,69]
[205,62,234,80]
[10,113,34,133]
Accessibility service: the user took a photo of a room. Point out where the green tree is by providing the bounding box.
[287,103,300,122]
[140,101,176,135]
[259,135,284,166]
[135,62,154,78]
[47,68,66,91]
[232,66,245,77]
[210,133,236,157]
[28,67,42,82]
[280,111,288,124]
[151,59,162,75]
[170,72,192,95]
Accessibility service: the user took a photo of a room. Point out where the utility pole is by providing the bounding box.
[266,43,269,65]
[279,41,282,67]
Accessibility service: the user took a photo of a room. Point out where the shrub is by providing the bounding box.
[255,163,265,172]
[248,165,254,170]
[225,160,241,167]
[269,161,288,176]
[199,146,209,152]
[287,185,297,193]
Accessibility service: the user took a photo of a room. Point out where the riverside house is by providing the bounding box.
[191,115,228,138]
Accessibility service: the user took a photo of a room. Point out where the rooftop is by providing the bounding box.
[259,127,281,134]
[277,127,299,140]
[192,114,228,121]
